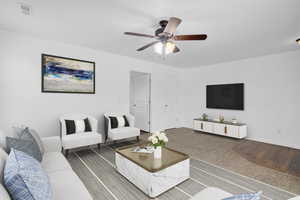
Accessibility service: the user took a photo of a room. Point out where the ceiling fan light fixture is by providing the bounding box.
[297,38,300,45]
[154,41,175,55]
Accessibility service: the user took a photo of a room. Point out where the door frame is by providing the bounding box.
[129,71,152,133]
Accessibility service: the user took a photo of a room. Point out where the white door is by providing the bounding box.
[130,73,150,132]
[161,79,177,130]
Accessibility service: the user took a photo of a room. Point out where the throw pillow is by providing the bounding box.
[109,116,118,129]
[12,126,45,158]
[65,120,76,135]
[65,118,92,135]
[6,137,42,162]
[123,115,130,126]
[222,191,262,200]
[4,149,52,200]
[84,118,92,131]
[75,119,85,132]
[109,116,130,129]
[18,128,45,158]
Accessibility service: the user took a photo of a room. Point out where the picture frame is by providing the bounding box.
[41,54,95,94]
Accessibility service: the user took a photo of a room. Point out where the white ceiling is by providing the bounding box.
[0,0,299,68]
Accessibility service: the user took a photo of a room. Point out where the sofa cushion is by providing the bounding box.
[4,149,52,200]
[42,152,72,173]
[48,170,92,200]
[109,127,140,140]
[190,187,232,200]
[62,132,102,149]
[0,184,11,200]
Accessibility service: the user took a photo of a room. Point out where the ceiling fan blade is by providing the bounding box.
[174,34,207,40]
[173,46,180,53]
[163,17,182,35]
[137,41,160,51]
[124,32,155,38]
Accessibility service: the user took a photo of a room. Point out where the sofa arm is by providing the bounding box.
[42,136,62,153]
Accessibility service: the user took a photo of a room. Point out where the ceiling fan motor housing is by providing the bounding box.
[155,20,169,36]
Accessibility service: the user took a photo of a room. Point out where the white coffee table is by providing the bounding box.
[115,144,190,198]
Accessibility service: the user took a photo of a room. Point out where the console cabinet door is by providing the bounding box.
[214,123,226,135]
[193,121,204,131]
[227,125,239,138]
[204,122,214,133]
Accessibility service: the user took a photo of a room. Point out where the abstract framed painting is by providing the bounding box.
[41,54,95,94]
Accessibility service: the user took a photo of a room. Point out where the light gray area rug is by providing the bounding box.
[67,143,297,200]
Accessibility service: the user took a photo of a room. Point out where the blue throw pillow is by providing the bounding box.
[4,149,52,200]
[222,191,262,200]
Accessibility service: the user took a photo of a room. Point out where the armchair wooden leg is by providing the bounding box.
[97,144,101,150]
[136,136,140,142]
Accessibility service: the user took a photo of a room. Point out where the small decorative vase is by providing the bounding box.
[153,158,162,169]
[154,146,162,159]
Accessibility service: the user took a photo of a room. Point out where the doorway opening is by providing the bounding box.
[129,71,151,133]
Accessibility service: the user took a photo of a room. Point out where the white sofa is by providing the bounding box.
[190,187,300,200]
[60,114,103,156]
[104,113,140,142]
[0,136,93,200]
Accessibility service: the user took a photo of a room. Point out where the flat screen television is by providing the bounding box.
[206,83,244,110]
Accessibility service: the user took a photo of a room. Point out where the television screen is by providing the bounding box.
[206,83,244,110]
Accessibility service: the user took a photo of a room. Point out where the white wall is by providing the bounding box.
[1,29,299,149]
[180,50,300,149]
[0,30,181,138]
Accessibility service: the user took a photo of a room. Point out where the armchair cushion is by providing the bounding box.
[61,132,102,150]
[109,127,140,141]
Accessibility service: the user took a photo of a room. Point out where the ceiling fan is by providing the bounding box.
[124,17,207,55]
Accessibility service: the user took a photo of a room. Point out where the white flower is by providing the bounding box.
[162,135,168,142]
[158,134,164,141]
[151,137,158,144]
[153,131,160,137]
[148,135,154,141]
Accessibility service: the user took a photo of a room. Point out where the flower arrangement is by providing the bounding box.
[148,132,168,149]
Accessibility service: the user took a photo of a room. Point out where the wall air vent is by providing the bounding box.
[19,3,31,15]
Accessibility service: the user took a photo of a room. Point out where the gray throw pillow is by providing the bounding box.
[6,137,43,162]
[19,128,45,157]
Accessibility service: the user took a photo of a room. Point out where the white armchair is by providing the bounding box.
[104,113,140,143]
[60,114,103,156]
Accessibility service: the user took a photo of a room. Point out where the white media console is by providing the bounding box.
[193,119,247,139]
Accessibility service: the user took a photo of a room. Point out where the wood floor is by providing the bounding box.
[140,128,300,194]
[68,144,296,200]
[233,140,300,177]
